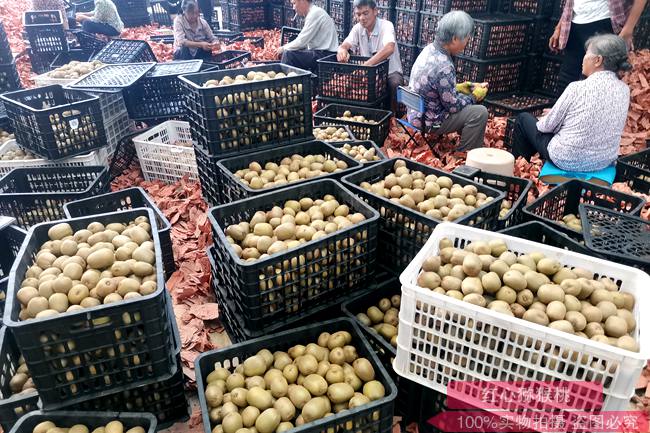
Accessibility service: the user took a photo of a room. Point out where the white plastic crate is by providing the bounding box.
[0,139,107,177]
[133,120,198,183]
[105,113,135,156]
[33,73,77,87]
[87,89,128,124]
[395,223,649,413]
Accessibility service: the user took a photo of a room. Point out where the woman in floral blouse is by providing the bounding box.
[407,10,489,151]
[76,0,123,36]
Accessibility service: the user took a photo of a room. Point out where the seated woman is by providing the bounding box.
[512,34,631,172]
[173,0,219,60]
[75,0,123,37]
[407,10,489,151]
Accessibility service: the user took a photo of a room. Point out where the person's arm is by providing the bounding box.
[173,17,205,49]
[536,83,574,133]
[436,64,474,114]
[619,0,647,48]
[283,9,322,51]
[337,27,357,62]
[364,22,396,66]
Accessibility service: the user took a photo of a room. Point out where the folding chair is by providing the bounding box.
[396,86,441,157]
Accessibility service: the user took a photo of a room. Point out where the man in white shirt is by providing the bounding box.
[337,0,403,112]
[277,0,338,74]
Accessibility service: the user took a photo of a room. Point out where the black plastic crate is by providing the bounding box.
[228,2,266,31]
[28,50,57,75]
[417,12,440,47]
[3,208,178,410]
[0,327,39,432]
[452,165,533,230]
[455,55,525,94]
[212,29,244,43]
[208,179,379,335]
[9,411,157,433]
[280,26,301,45]
[318,54,388,104]
[0,166,110,229]
[499,221,592,255]
[151,0,173,26]
[70,353,188,430]
[397,43,418,78]
[194,144,222,207]
[579,204,650,272]
[0,60,21,93]
[217,140,362,202]
[395,8,419,44]
[462,15,532,59]
[50,49,95,68]
[1,85,107,160]
[63,187,176,280]
[179,63,313,156]
[499,0,553,15]
[109,127,145,181]
[0,22,12,64]
[195,317,397,433]
[315,94,387,110]
[421,0,489,13]
[114,0,151,27]
[125,60,203,121]
[484,92,555,118]
[523,179,646,239]
[329,0,349,35]
[24,10,68,54]
[92,39,157,64]
[503,116,515,148]
[268,3,284,27]
[617,149,650,195]
[525,53,563,97]
[527,17,553,53]
[395,0,419,9]
[341,158,504,275]
[203,50,251,70]
[149,34,174,45]
[0,225,27,322]
[314,103,392,145]
[74,31,108,52]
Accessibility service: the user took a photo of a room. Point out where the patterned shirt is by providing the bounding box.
[537,71,630,172]
[92,0,124,33]
[173,14,216,55]
[558,0,633,49]
[407,43,474,130]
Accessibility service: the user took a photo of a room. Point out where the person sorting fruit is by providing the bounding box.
[276,0,338,74]
[407,11,489,151]
[173,0,219,60]
[550,0,647,93]
[337,0,403,112]
[75,0,123,36]
[511,34,631,172]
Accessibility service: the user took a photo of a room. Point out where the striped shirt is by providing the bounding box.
[557,0,633,49]
[537,71,629,171]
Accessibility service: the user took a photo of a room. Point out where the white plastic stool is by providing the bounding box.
[466,147,515,177]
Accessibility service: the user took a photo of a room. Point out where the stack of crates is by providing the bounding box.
[267,0,285,28]
[114,0,151,27]
[329,0,348,41]
[24,10,69,75]
[223,0,267,31]
[178,63,315,207]
[396,0,421,78]
[0,21,20,120]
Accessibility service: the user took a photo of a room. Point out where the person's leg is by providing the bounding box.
[437,105,489,151]
[82,20,119,36]
[387,71,404,114]
[511,112,554,161]
[174,46,194,60]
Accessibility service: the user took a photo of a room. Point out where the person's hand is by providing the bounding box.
[619,26,634,50]
[337,48,349,62]
[455,81,472,95]
[199,41,212,51]
[549,24,561,52]
[276,46,284,59]
[471,82,488,102]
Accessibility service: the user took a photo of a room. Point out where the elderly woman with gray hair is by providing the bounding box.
[512,34,631,172]
[407,10,489,151]
[173,0,219,60]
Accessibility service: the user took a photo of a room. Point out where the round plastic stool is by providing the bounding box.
[466,147,515,177]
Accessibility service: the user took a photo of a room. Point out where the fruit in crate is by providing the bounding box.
[31,420,146,433]
[336,110,377,125]
[0,128,14,144]
[313,126,351,142]
[9,354,36,397]
[358,160,495,221]
[415,237,639,352]
[172,139,193,147]
[16,216,159,320]
[46,60,104,79]
[203,70,301,87]
[203,332,386,433]
[339,143,380,162]
[355,295,401,347]
[558,213,582,232]
[499,199,512,218]
[233,154,349,190]
[223,196,366,262]
[1,146,36,160]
